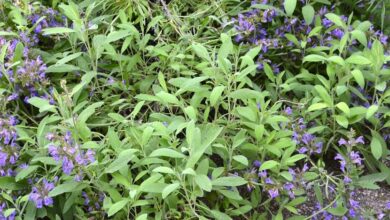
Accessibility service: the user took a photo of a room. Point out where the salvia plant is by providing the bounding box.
[0,0,390,219]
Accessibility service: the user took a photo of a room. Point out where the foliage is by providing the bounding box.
[0,0,389,219]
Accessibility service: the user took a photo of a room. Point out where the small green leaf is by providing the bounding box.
[162,183,180,199]
[15,166,39,182]
[346,55,372,65]
[212,176,247,186]
[195,175,212,192]
[370,136,382,160]
[307,103,328,112]
[49,181,86,197]
[314,85,332,106]
[192,43,210,61]
[284,0,297,16]
[366,105,378,119]
[150,148,185,158]
[335,115,348,128]
[210,86,225,106]
[42,27,75,35]
[260,160,279,170]
[325,13,345,27]
[232,155,249,166]
[351,30,367,47]
[302,5,315,24]
[108,199,128,217]
[105,149,137,173]
[152,167,175,174]
[336,102,350,115]
[351,69,365,88]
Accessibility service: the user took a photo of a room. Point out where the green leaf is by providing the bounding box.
[307,102,328,112]
[192,43,210,61]
[105,149,137,173]
[195,175,212,192]
[105,30,131,44]
[325,13,345,27]
[286,154,306,164]
[136,214,148,220]
[284,0,297,16]
[314,85,332,106]
[210,86,225,106]
[59,3,80,21]
[260,160,279,171]
[46,64,80,73]
[42,27,75,35]
[233,155,249,166]
[212,176,247,186]
[366,105,378,119]
[346,55,371,65]
[108,199,128,217]
[49,181,86,197]
[303,54,326,62]
[351,69,365,88]
[150,148,185,158]
[78,101,104,123]
[28,97,57,113]
[335,115,348,128]
[370,136,382,160]
[351,30,367,47]
[152,167,175,174]
[336,102,350,115]
[186,125,223,168]
[0,177,24,190]
[56,52,82,65]
[108,113,126,123]
[302,5,315,24]
[71,71,96,95]
[328,205,347,216]
[156,91,180,105]
[15,166,39,182]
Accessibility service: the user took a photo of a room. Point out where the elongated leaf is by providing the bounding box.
[284,0,297,16]
[105,149,137,173]
[212,176,247,186]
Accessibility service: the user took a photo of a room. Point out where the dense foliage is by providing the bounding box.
[0,0,390,219]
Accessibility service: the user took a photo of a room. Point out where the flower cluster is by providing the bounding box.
[28,7,65,34]
[29,178,55,208]
[244,160,310,200]
[0,115,20,177]
[231,2,389,76]
[291,118,323,155]
[82,191,105,213]
[47,131,95,181]
[335,130,365,182]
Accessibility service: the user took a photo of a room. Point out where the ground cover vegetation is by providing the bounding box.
[0,0,390,219]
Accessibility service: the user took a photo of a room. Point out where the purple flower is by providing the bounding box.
[258,170,267,178]
[284,107,292,115]
[47,131,95,177]
[355,136,364,144]
[29,179,55,208]
[350,151,362,165]
[338,138,347,146]
[265,177,273,184]
[297,147,308,154]
[253,160,261,168]
[335,153,346,172]
[343,176,352,184]
[302,163,309,172]
[268,188,279,198]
